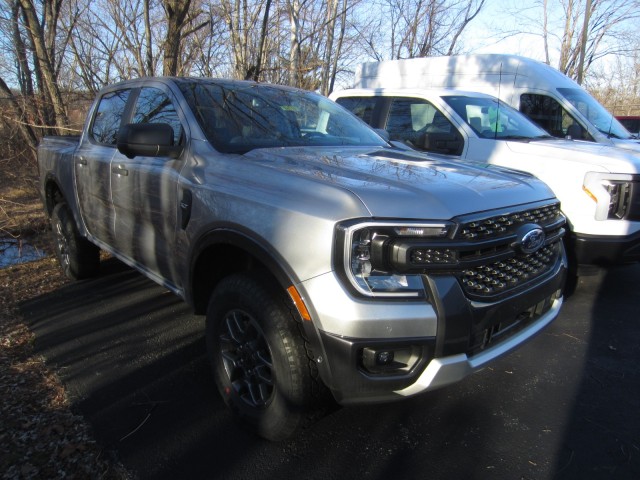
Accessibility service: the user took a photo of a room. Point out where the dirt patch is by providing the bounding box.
[0,156,131,479]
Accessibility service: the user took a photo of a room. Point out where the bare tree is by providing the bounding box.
[218,0,277,80]
[18,0,69,131]
[163,0,210,76]
[370,0,486,60]
[509,0,640,82]
[0,0,75,157]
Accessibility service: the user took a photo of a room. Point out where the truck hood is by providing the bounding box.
[611,137,640,154]
[505,138,640,173]
[244,146,555,219]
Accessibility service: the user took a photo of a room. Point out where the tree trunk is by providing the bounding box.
[163,0,192,76]
[288,0,301,87]
[18,0,69,133]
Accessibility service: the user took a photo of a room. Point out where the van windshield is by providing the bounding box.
[442,95,551,140]
[176,79,387,153]
[557,88,632,140]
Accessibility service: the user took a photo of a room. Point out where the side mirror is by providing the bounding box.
[117,123,182,159]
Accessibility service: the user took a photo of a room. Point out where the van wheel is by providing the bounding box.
[51,203,100,280]
[206,273,325,441]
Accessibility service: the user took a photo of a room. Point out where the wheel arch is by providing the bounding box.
[187,227,299,315]
[43,173,66,216]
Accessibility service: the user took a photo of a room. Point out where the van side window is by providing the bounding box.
[520,94,592,141]
[334,97,377,124]
[132,87,184,145]
[90,89,131,145]
[386,98,463,155]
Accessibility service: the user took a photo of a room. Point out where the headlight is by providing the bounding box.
[337,220,454,298]
[583,172,636,220]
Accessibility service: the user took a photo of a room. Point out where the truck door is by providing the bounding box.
[75,89,132,246]
[110,86,186,284]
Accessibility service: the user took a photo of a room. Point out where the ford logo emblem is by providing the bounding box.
[517,226,546,254]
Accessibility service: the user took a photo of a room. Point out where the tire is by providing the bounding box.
[206,273,326,441]
[51,202,100,280]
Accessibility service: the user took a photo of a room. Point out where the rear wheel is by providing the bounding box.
[206,273,326,441]
[51,203,100,280]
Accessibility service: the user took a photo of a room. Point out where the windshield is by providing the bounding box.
[557,87,632,140]
[442,95,551,140]
[177,79,387,153]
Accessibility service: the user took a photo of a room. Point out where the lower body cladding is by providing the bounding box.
[303,259,566,405]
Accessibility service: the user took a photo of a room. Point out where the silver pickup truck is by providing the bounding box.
[38,77,567,440]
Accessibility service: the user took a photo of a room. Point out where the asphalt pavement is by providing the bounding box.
[22,259,640,480]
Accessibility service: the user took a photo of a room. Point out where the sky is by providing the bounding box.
[460,1,556,63]
[458,0,636,78]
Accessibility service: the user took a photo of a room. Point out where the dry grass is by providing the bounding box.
[0,156,131,479]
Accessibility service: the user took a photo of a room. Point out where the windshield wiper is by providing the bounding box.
[499,135,533,141]
[596,128,626,140]
[527,134,558,141]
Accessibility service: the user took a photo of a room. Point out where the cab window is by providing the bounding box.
[90,89,131,145]
[520,93,592,141]
[132,87,184,145]
[334,97,377,124]
[386,98,463,155]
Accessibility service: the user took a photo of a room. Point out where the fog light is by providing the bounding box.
[375,350,394,365]
[361,346,422,375]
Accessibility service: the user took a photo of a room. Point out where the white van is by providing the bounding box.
[330,87,640,272]
[354,54,640,153]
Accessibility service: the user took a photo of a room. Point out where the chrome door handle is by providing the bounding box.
[112,165,129,176]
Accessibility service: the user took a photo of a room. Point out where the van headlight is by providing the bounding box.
[336,220,455,298]
[583,172,636,220]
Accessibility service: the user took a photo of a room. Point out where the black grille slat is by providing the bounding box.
[460,244,560,296]
[457,204,562,240]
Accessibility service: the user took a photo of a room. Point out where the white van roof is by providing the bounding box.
[355,54,579,91]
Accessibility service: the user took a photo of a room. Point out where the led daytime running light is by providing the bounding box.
[394,225,449,237]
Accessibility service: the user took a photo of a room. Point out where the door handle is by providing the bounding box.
[77,156,87,166]
[112,165,129,176]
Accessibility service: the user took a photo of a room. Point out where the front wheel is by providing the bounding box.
[51,203,100,280]
[206,273,326,441]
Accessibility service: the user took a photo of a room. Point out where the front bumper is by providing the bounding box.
[569,229,640,266]
[309,255,566,405]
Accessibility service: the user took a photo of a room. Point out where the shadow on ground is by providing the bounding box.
[21,259,640,479]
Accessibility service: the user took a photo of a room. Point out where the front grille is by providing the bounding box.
[460,243,560,296]
[410,248,457,265]
[448,201,564,299]
[456,203,562,240]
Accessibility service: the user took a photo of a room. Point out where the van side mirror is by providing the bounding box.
[117,123,182,159]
